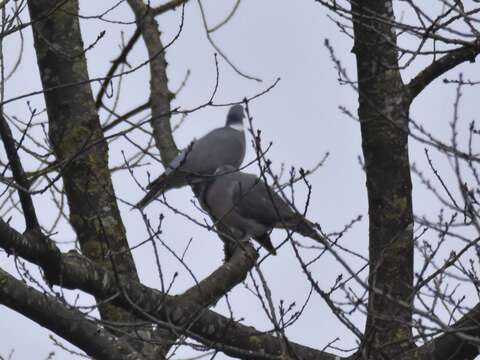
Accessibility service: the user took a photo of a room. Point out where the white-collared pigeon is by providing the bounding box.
[196,165,321,255]
[136,105,246,209]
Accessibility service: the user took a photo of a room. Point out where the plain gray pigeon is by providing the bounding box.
[195,165,321,255]
[136,105,246,209]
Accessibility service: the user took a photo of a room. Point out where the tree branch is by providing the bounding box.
[406,41,480,101]
[0,113,39,230]
[178,244,258,308]
[95,28,142,109]
[351,0,414,355]
[410,303,480,360]
[0,219,337,360]
[127,0,178,164]
[0,268,146,360]
[95,0,189,109]
[102,101,150,133]
[26,0,146,349]
[152,0,190,16]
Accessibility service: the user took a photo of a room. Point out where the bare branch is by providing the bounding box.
[0,113,39,230]
[407,41,480,101]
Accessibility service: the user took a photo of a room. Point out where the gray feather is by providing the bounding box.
[197,165,321,254]
[135,106,246,209]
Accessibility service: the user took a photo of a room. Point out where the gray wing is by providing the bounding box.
[233,174,317,237]
[179,127,245,176]
[233,174,294,227]
[164,143,193,176]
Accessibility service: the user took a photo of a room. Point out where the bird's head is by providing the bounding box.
[225,105,245,131]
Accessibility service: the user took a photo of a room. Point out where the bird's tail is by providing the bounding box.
[135,173,186,209]
[253,233,277,255]
[282,215,326,245]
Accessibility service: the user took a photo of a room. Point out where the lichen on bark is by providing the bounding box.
[27,0,141,332]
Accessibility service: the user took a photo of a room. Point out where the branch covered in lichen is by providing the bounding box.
[0,218,336,360]
[0,268,146,360]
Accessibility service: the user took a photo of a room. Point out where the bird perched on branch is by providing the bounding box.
[195,165,322,255]
[136,105,246,209]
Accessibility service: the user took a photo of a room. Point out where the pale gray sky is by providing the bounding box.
[1,1,479,359]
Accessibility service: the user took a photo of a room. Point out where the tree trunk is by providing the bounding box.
[351,1,414,356]
[27,0,141,334]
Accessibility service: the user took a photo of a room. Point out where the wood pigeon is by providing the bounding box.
[136,105,246,209]
[195,165,320,255]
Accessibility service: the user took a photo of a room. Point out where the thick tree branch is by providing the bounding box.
[0,113,39,230]
[178,244,258,308]
[0,219,337,360]
[25,1,157,355]
[27,0,140,323]
[127,0,178,163]
[153,242,258,354]
[411,303,480,360]
[0,268,146,360]
[406,41,480,101]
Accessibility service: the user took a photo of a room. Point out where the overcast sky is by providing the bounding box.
[1,1,479,359]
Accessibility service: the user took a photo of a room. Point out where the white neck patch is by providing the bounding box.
[229,123,244,132]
